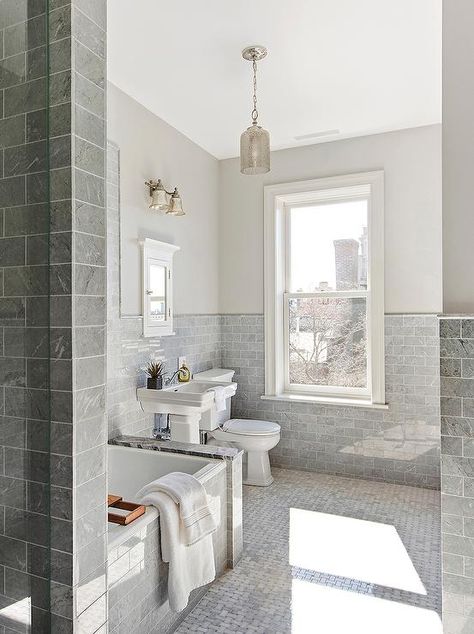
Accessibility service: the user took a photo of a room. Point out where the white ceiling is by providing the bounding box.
[107,0,441,160]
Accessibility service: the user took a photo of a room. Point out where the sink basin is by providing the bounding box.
[137,380,237,415]
[137,378,238,444]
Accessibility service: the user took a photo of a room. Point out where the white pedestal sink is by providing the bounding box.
[137,380,237,444]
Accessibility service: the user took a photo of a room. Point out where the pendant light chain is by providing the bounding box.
[240,45,270,175]
[252,59,259,124]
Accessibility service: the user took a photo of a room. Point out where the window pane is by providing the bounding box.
[289,200,368,292]
[288,297,367,389]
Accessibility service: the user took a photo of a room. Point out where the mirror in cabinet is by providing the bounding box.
[141,238,180,337]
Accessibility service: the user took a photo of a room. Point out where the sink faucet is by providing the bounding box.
[166,364,191,386]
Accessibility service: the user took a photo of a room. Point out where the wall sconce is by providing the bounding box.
[145,179,185,216]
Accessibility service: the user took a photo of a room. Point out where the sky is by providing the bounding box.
[290,200,368,291]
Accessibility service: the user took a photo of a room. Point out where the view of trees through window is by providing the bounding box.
[289,297,367,388]
[288,200,368,390]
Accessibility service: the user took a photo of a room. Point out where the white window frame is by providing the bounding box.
[263,171,385,406]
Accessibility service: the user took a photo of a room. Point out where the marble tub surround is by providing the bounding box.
[439,317,474,633]
[110,436,244,568]
[109,435,241,461]
[107,461,228,634]
[223,314,440,489]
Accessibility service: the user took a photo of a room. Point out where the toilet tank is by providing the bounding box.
[193,368,236,430]
[193,368,236,383]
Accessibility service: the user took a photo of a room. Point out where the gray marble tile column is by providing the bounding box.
[440,317,474,633]
[0,0,80,631]
[50,0,107,630]
[69,1,107,630]
[0,0,110,629]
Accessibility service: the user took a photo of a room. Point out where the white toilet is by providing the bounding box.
[194,369,281,486]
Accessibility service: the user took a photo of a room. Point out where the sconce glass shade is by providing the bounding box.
[240,123,270,175]
[166,189,185,216]
[149,185,169,210]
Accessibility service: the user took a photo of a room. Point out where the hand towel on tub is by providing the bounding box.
[206,385,226,412]
[138,472,217,546]
[138,490,216,612]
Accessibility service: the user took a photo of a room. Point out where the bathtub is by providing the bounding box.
[107,444,225,548]
[107,444,228,634]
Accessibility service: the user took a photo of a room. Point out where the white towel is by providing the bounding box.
[207,385,226,412]
[138,472,216,546]
[139,490,216,612]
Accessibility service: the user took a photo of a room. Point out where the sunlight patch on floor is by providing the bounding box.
[289,508,426,594]
[0,596,31,628]
[291,580,442,634]
[339,423,439,461]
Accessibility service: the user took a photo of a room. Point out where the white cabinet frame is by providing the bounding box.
[140,238,180,337]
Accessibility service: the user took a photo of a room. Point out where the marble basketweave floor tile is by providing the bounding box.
[174,468,441,634]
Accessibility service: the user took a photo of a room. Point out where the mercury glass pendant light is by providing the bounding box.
[240,45,270,175]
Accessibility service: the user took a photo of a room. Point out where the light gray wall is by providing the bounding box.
[442,1,474,313]
[107,83,220,316]
[218,125,442,315]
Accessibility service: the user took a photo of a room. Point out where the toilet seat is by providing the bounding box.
[221,419,280,436]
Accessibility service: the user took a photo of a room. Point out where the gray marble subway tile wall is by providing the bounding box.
[440,318,474,633]
[107,313,222,439]
[223,314,441,489]
[0,1,71,630]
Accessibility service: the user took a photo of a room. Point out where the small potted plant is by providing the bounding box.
[145,361,165,390]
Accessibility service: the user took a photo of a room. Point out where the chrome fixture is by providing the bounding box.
[145,179,185,216]
[240,45,270,175]
[166,365,190,386]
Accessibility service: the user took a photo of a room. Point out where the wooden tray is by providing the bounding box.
[108,494,146,526]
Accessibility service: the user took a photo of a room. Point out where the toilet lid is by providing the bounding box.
[223,419,280,436]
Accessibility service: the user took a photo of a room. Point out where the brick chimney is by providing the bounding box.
[333,239,359,290]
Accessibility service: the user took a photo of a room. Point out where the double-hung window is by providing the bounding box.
[264,172,385,406]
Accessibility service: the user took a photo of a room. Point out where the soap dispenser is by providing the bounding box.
[178,363,191,383]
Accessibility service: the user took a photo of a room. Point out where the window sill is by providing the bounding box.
[261,393,389,410]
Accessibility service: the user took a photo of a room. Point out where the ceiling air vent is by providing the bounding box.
[294,129,340,141]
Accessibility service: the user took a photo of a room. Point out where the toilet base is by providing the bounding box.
[243,474,274,487]
[244,450,274,487]
[208,423,280,488]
